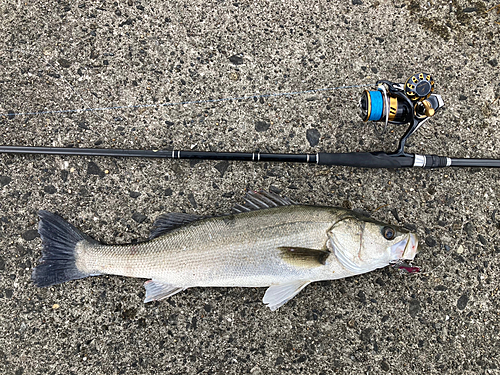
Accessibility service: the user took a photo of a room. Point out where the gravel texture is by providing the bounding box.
[1,0,499,374]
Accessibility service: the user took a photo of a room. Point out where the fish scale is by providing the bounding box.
[80,206,334,286]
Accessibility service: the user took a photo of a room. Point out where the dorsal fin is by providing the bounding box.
[149,213,202,239]
[233,191,295,213]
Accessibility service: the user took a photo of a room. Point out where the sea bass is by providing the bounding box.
[32,191,418,310]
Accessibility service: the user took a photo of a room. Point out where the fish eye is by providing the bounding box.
[382,226,396,240]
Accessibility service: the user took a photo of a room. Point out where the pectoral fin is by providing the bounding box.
[263,280,311,311]
[278,247,330,268]
[144,280,186,303]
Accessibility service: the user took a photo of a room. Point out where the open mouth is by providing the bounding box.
[390,233,418,261]
[403,233,419,260]
[390,233,420,273]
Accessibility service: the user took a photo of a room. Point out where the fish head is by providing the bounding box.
[327,215,418,274]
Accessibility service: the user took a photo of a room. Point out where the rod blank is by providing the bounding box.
[1,145,500,168]
[450,158,500,168]
[0,146,316,164]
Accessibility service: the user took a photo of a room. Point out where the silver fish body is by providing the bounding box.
[33,192,418,310]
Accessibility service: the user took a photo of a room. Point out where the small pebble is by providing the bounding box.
[457,292,469,310]
[44,185,57,194]
[22,230,39,241]
[306,128,321,147]
[52,304,60,309]
[132,213,147,223]
[478,234,487,245]
[214,161,229,177]
[228,54,243,65]
[0,176,12,187]
[409,299,421,317]
[87,162,105,177]
[57,58,72,68]
[255,121,270,132]
[188,193,197,209]
[425,237,437,247]
[380,360,390,371]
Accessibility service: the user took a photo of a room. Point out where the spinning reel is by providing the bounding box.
[359,73,444,156]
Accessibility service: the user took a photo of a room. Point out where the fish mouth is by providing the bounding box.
[390,232,419,261]
[389,233,420,273]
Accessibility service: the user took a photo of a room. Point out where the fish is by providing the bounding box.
[32,191,418,310]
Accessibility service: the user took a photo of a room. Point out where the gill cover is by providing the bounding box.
[327,217,412,274]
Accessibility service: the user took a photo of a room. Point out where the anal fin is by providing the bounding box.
[263,280,311,311]
[144,280,186,303]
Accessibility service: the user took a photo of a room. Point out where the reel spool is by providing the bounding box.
[359,86,413,125]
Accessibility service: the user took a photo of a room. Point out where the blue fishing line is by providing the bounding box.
[367,90,383,121]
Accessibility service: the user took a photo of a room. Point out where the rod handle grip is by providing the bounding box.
[317,152,414,168]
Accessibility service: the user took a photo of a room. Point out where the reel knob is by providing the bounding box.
[405,73,434,102]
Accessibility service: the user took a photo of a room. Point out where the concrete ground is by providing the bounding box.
[1,0,499,374]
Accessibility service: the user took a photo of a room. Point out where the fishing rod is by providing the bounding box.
[1,73,499,169]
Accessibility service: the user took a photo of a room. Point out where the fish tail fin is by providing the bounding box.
[32,210,99,287]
